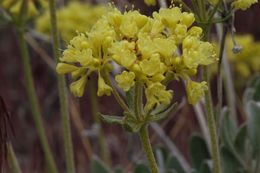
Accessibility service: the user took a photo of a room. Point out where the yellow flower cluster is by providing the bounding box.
[226,35,260,78]
[232,0,258,10]
[57,7,217,111]
[0,0,46,17]
[208,0,258,10]
[36,2,110,41]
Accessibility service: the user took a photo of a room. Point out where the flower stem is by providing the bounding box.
[48,0,75,173]
[7,143,21,173]
[134,81,143,119]
[217,25,228,127]
[16,2,58,173]
[202,65,222,173]
[103,71,130,112]
[139,125,159,173]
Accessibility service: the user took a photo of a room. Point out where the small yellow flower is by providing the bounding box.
[186,80,208,104]
[140,55,165,76]
[97,74,112,96]
[70,74,88,97]
[145,82,173,111]
[115,71,136,91]
[153,37,176,58]
[109,41,137,68]
[182,36,217,69]
[56,63,78,74]
[153,8,182,28]
[232,0,258,10]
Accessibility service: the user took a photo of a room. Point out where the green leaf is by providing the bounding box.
[234,123,247,155]
[243,74,260,104]
[147,102,177,122]
[246,101,260,155]
[166,155,186,173]
[134,164,150,173]
[90,157,111,173]
[220,108,237,150]
[189,135,210,170]
[99,113,124,125]
[247,74,260,90]
[154,147,167,170]
[220,146,240,173]
[155,147,169,162]
[198,161,211,173]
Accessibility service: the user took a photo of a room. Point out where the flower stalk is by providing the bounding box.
[48,0,75,172]
[16,1,58,173]
[202,68,222,173]
[139,125,159,173]
[198,3,222,173]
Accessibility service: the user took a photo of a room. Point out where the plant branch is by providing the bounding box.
[139,125,159,173]
[103,71,130,113]
[48,0,75,172]
[16,1,58,173]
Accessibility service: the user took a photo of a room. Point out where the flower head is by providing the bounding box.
[57,6,217,110]
[232,0,258,10]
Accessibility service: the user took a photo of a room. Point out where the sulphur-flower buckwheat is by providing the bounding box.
[57,6,218,112]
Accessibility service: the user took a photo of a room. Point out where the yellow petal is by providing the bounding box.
[97,75,112,96]
[56,63,78,74]
[70,75,87,97]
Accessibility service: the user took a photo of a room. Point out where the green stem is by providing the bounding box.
[16,2,58,173]
[103,71,130,112]
[203,67,221,173]
[200,23,221,173]
[217,25,228,127]
[7,143,22,173]
[48,0,75,173]
[88,81,111,165]
[139,126,159,173]
[134,81,143,120]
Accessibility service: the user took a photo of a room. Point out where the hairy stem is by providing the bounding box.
[203,67,222,173]
[139,126,159,173]
[48,0,75,173]
[7,143,21,173]
[134,81,143,119]
[16,2,58,173]
[103,72,130,112]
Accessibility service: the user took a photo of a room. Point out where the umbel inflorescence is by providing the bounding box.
[56,6,217,112]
